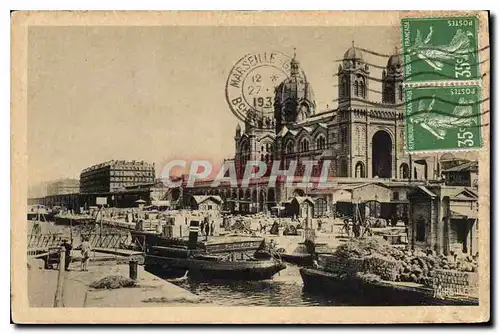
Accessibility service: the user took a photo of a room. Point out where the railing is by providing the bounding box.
[27,233,131,252]
[84,233,130,249]
[27,234,65,250]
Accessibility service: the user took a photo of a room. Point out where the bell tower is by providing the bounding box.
[382,47,403,104]
[338,41,370,108]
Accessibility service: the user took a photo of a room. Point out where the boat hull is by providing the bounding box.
[145,254,286,281]
[281,253,313,267]
[300,268,478,306]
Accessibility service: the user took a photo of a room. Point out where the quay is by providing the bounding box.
[28,252,208,307]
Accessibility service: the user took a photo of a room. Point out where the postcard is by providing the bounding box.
[11,11,490,324]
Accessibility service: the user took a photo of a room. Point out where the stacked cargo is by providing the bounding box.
[316,238,478,286]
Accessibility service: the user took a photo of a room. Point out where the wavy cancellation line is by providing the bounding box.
[332,71,489,84]
[333,57,489,71]
[354,45,490,59]
[329,93,489,109]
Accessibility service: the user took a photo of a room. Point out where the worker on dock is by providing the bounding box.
[80,237,91,271]
[61,238,73,271]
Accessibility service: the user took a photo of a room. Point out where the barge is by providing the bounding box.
[300,267,479,306]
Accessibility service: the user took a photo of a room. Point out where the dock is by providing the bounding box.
[28,256,209,307]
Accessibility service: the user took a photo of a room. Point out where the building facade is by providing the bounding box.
[80,160,155,193]
[233,45,436,183]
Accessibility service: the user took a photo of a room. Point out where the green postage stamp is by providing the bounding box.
[405,85,482,152]
[402,16,479,82]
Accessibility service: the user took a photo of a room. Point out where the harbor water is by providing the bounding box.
[167,264,356,306]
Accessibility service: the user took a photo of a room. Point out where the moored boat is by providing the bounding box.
[144,220,286,280]
[146,247,286,280]
[300,267,479,306]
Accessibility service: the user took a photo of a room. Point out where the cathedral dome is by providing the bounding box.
[274,51,316,126]
[275,74,315,107]
[275,55,315,110]
[344,45,364,61]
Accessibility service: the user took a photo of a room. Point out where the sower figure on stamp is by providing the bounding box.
[412,95,478,140]
[410,26,475,71]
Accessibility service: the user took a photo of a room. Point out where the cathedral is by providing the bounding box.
[233,44,427,181]
[185,44,441,216]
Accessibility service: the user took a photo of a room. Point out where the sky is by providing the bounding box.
[28,25,403,192]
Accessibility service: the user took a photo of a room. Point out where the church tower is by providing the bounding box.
[382,48,403,104]
[274,50,316,133]
[337,41,370,109]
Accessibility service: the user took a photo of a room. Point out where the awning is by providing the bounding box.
[450,206,478,219]
[417,186,437,198]
[152,200,170,207]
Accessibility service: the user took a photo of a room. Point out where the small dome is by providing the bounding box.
[344,46,364,61]
[440,153,456,161]
[387,53,402,67]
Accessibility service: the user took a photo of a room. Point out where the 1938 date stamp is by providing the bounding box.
[225,51,295,128]
[405,85,483,152]
[402,16,479,82]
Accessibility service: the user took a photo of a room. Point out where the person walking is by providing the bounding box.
[80,237,91,271]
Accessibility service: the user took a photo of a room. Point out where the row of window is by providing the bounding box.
[110,170,154,177]
[338,161,411,179]
[340,77,367,98]
[285,135,327,153]
[110,177,152,182]
[112,165,153,171]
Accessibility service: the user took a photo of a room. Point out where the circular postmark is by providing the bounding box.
[225,51,298,129]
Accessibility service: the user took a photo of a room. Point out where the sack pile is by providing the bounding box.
[318,238,478,285]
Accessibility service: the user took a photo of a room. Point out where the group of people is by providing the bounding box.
[341,217,373,239]
[200,217,216,239]
[60,236,92,271]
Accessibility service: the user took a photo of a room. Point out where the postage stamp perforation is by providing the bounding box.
[400,12,482,23]
[403,79,483,89]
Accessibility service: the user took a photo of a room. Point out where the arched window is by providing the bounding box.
[300,139,310,152]
[400,163,409,179]
[341,77,348,96]
[240,141,250,166]
[355,162,365,178]
[286,141,294,154]
[314,198,328,218]
[316,135,326,150]
[354,81,359,96]
[340,160,348,177]
[398,85,403,101]
[360,80,366,98]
